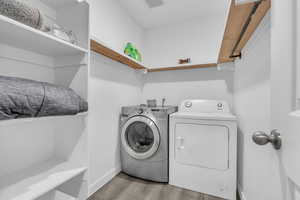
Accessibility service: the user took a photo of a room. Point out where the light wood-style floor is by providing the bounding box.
[89,173,239,200]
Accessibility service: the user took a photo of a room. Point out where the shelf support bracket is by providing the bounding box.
[229,53,242,59]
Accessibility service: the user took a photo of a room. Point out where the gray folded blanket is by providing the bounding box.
[0,0,43,29]
[0,76,88,120]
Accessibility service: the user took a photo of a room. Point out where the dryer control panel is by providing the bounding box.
[180,100,230,113]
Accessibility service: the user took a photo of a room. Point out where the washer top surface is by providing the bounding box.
[171,99,236,121]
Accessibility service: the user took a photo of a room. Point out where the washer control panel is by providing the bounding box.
[137,108,144,114]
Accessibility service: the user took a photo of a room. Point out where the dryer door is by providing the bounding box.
[175,123,229,170]
[121,116,160,160]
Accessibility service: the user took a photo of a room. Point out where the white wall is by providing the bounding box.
[234,13,283,200]
[0,44,55,82]
[142,67,234,107]
[87,2,144,192]
[87,0,145,195]
[87,2,288,199]
[88,55,235,195]
[87,0,144,55]
[143,16,227,68]
[88,52,143,195]
[271,0,298,199]
[296,186,300,200]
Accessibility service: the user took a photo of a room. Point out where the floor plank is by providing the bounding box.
[89,173,239,200]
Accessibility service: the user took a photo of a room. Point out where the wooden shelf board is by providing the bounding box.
[90,40,146,70]
[218,0,271,62]
[91,1,270,71]
[91,40,221,72]
[148,63,218,72]
[235,0,271,53]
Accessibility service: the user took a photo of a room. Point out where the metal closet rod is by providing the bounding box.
[230,0,264,59]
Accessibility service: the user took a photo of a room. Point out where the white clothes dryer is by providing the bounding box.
[169,100,237,200]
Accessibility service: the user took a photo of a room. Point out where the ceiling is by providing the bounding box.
[118,0,231,29]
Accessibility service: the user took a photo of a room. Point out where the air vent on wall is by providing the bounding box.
[145,0,164,8]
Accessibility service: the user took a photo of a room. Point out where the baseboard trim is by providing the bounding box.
[88,165,122,197]
[238,184,247,200]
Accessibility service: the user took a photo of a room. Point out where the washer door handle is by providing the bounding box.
[176,137,185,150]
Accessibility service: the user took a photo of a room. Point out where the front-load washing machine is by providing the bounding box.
[169,100,237,200]
[120,105,177,182]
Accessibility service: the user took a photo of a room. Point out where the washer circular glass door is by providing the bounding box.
[121,116,160,160]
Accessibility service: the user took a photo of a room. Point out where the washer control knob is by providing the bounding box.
[185,101,192,108]
[137,108,144,114]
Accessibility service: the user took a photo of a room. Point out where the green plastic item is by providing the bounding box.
[124,43,135,58]
[133,49,139,61]
[124,42,142,62]
[136,49,142,62]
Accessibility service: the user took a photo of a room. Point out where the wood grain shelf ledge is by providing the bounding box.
[90,40,146,70]
[91,39,219,72]
[148,63,218,72]
[218,0,271,62]
[91,1,270,72]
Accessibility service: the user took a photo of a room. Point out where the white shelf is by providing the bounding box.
[54,191,77,200]
[0,159,87,200]
[40,0,81,8]
[0,112,88,127]
[0,15,88,56]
